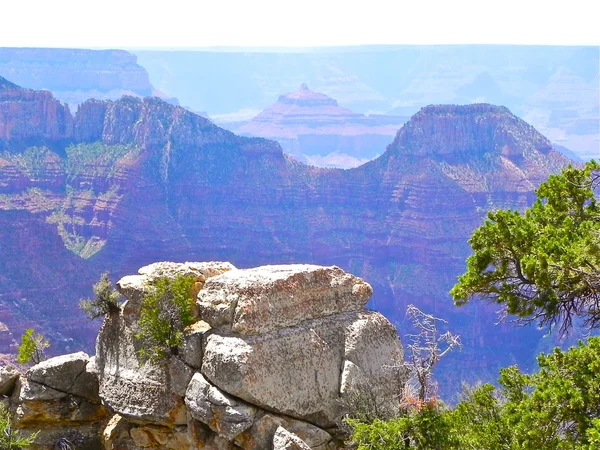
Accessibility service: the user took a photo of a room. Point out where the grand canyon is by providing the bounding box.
[0,62,581,395]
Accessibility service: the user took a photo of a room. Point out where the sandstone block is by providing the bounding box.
[272,426,311,450]
[27,352,100,402]
[235,412,332,450]
[95,312,187,426]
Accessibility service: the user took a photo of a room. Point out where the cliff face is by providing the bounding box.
[0,77,73,146]
[226,84,408,168]
[0,82,572,393]
[0,48,175,107]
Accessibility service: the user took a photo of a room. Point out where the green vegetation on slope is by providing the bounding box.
[135,275,196,364]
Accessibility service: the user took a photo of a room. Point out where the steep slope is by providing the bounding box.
[226,83,408,168]
[0,83,571,393]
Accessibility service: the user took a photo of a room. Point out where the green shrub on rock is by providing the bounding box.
[79,272,121,319]
[135,275,196,363]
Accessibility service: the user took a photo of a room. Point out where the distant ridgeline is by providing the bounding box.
[0,47,178,106]
[0,76,572,395]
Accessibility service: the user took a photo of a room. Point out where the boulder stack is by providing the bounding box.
[5,261,405,449]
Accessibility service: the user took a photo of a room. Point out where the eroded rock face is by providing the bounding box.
[201,310,403,427]
[0,364,19,395]
[11,352,107,450]
[8,262,404,449]
[95,261,234,426]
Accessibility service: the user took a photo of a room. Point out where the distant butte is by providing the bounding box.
[229,84,409,168]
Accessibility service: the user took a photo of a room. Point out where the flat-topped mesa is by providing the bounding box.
[388,103,554,158]
[198,264,373,335]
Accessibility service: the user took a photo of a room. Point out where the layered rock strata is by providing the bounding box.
[0,77,573,396]
[1,261,404,449]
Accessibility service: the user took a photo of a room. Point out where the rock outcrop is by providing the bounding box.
[2,261,404,449]
[9,352,108,449]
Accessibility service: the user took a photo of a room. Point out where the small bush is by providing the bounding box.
[0,403,38,449]
[16,328,49,365]
[135,275,196,363]
[79,272,121,319]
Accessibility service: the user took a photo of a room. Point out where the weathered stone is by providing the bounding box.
[168,357,195,398]
[198,265,372,335]
[0,364,19,395]
[202,310,403,427]
[103,414,132,449]
[94,311,187,426]
[185,373,257,441]
[272,426,311,450]
[14,379,107,426]
[180,321,211,369]
[235,412,332,450]
[27,352,100,402]
[339,313,406,415]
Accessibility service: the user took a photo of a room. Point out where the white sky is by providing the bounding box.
[1,0,599,48]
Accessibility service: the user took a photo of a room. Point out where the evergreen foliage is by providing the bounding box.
[79,272,121,319]
[0,404,38,449]
[16,328,49,365]
[451,161,600,333]
[349,163,600,448]
[348,337,600,449]
[135,275,196,363]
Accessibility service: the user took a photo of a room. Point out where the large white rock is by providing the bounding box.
[197,264,372,335]
[94,310,188,426]
[202,310,404,427]
[27,352,99,402]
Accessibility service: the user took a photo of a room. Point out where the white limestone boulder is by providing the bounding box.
[197,264,372,335]
[117,261,235,310]
[201,310,404,428]
[95,262,232,426]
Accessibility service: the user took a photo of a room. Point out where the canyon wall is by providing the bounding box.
[0,77,572,393]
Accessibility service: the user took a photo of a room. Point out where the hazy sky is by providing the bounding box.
[1,0,599,48]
